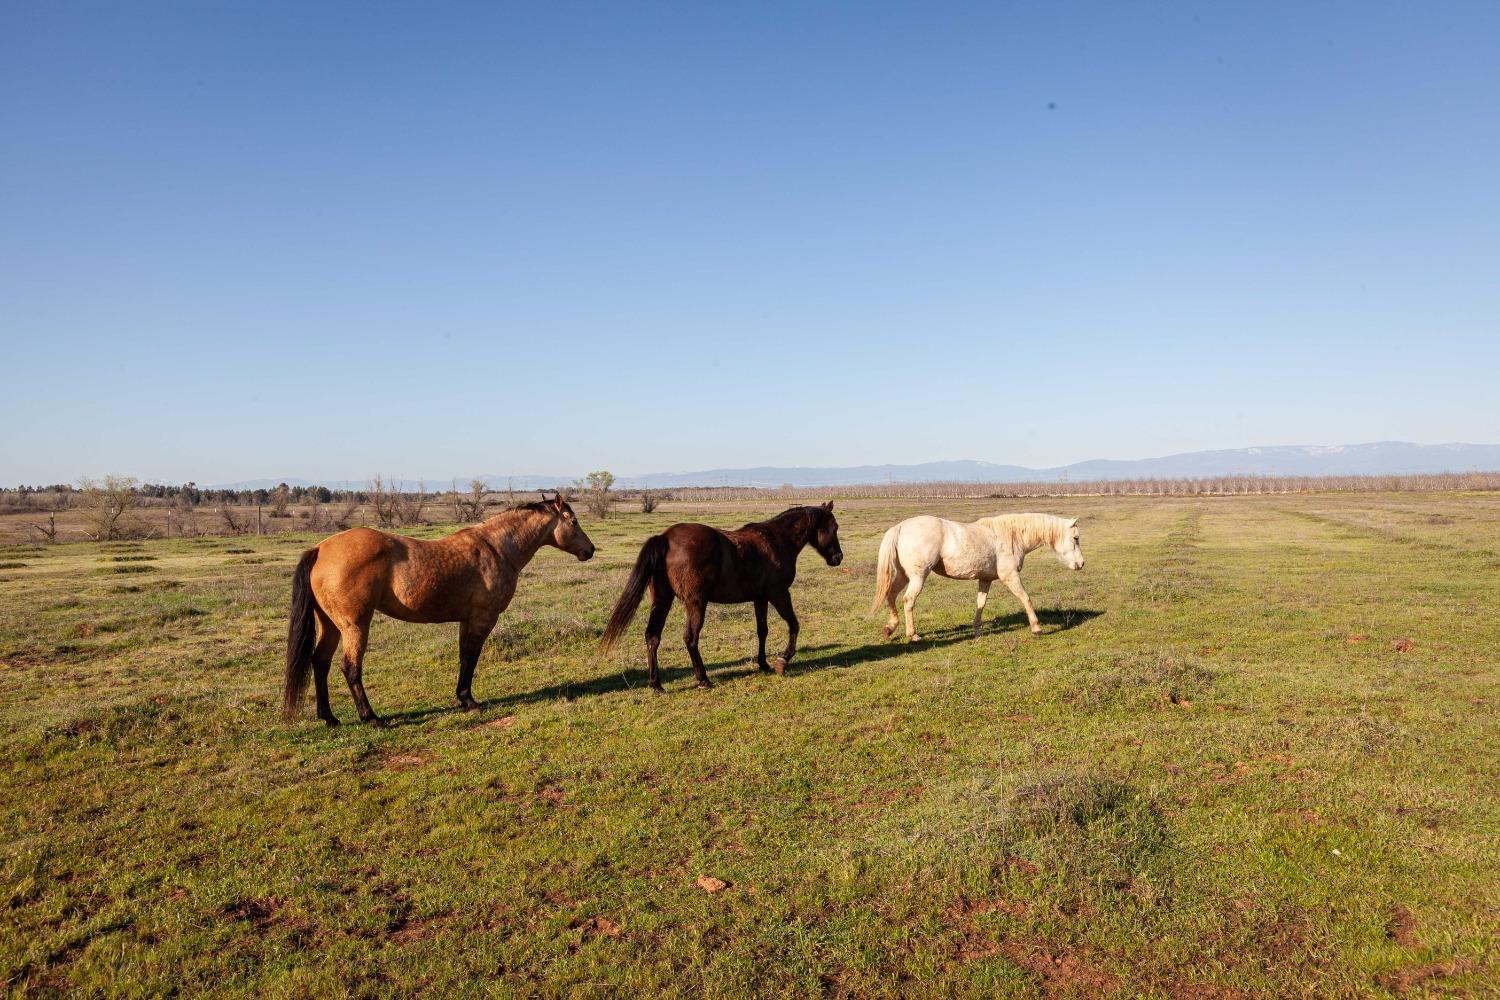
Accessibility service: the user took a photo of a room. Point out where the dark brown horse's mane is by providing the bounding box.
[752,505,826,532]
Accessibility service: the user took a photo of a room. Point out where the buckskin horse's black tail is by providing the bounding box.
[283,547,320,718]
[601,534,668,653]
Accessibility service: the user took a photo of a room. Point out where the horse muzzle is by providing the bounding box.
[827,551,843,567]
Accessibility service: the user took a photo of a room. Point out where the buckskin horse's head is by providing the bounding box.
[545,493,596,561]
[810,501,843,567]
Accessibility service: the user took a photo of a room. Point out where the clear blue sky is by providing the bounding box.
[3,2,1497,485]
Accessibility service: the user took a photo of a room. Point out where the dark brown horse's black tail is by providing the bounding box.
[601,534,668,653]
[283,547,320,718]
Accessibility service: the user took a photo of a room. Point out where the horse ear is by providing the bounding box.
[1068,517,1079,527]
[822,501,834,511]
[554,493,567,511]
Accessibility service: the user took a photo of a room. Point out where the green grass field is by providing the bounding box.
[2,493,1496,998]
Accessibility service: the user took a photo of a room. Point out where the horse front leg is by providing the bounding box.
[753,598,772,673]
[973,580,991,638]
[456,619,496,711]
[1000,571,1042,635]
[768,590,798,674]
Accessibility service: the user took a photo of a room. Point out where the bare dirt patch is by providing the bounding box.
[1375,958,1474,995]
[1385,903,1420,948]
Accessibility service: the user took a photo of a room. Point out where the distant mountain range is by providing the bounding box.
[204,441,1500,491]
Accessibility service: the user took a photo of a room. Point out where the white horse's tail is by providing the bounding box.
[871,524,903,613]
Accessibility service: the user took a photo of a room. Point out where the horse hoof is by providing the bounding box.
[908,634,922,643]
[1030,627,1042,636]
[649,684,665,694]
[756,661,772,674]
[881,625,895,639]
[460,700,482,713]
[696,680,714,690]
[321,716,340,728]
[773,657,787,676]
[366,717,389,729]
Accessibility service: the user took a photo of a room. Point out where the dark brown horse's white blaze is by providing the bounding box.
[601,503,843,690]
[284,494,595,727]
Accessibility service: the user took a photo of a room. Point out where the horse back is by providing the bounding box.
[897,515,997,580]
[662,521,778,602]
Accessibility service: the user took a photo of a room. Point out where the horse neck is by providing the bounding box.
[771,509,816,551]
[477,508,555,568]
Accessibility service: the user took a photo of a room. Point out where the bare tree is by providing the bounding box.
[269,483,291,517]
[218,505,243,534]
[26,511,59,544]
[77,475,140,541]
[639,489,659,514]
[369,475,399,527]
[333,498,361,530]
[575,470,615,518]
[396,479,428,526]
[452,478,489,522]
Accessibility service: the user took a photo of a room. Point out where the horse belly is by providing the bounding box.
[937,537,994,580]
[388,559,489,623]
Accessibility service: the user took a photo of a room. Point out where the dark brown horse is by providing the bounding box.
[285,494,595,727]
[601,503,842,690]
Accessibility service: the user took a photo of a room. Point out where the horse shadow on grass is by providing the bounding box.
[381,606,1105,725]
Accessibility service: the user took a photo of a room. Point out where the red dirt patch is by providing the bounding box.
[383,752,431,771]
[1391,637,1416,652]
[220,896,314,942]
[999,943,1119,995]
[1346,633,1369,643]
[1169,984,1246,1000]
[389,913,452,945]
[695,875,729,893]
[1376,958,1473,995]
[476,715,517,731]
[1385,903,1420,948]
[574,915,621,939]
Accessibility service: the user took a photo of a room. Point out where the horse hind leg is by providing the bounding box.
[902,571,928,641]
[312,608,340,725]
[682,595,711,689]
[337,619,386,728]
[882,566,907,639]
[644,585,674,692]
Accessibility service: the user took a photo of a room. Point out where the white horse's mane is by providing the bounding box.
[979,512,1070,551]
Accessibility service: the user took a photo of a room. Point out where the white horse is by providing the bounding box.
[871,513,1084,640]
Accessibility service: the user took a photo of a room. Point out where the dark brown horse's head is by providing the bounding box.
[544,493,596,561]
[809,501,842,566]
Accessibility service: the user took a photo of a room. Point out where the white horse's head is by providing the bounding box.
[1052,518,1084,570]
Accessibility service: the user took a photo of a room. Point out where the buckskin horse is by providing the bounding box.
[601,503,843,690]
[284,493,596,726]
